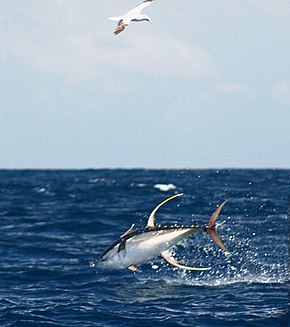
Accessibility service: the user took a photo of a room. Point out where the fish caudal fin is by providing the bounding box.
[205,200,229,252]
[161,250,211,271]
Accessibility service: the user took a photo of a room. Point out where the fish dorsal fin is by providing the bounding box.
[147,193,183,228]
[120,224,135,238]
[161,250,211,271]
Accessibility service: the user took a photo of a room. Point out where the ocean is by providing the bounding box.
[0,169,289,326]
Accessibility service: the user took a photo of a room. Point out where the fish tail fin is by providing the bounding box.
[205,200,229,252]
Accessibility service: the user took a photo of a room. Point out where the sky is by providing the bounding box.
[0,0,290,169]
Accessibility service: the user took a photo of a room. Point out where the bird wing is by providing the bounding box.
[108,16,123,22]
[114,20,127,35]
[128,0,154,16]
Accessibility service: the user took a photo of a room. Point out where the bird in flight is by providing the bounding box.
[108,0,154,35]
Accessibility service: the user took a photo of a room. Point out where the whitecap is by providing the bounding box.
[35,187,46,193]
[130,183,147,188]
[153,183,177,192]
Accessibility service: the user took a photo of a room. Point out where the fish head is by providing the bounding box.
[91,253,124,270]
[90,253,110,269]
[90,242,121,269]
[91,236,134,270]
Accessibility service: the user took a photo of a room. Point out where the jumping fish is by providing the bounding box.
[91,194,228,272]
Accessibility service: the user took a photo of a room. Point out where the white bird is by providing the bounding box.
[108,0,154,35]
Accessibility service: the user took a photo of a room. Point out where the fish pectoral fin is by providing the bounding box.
[118,239,126,252]
[160,250,211,271]
[128,265,139,272]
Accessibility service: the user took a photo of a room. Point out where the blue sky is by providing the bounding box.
[1,0,289,169]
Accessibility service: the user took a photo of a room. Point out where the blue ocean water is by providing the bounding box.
[0,169,289,327]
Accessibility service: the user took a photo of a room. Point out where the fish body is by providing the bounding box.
[92,194,228,272]
[95,226,201,270]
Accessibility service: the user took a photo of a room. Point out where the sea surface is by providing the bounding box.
[0,169,289,327]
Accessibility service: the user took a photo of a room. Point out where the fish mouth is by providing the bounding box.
[89,257,105,268]
[89,260,97,268]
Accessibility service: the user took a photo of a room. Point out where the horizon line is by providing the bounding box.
[0,166,289,171]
